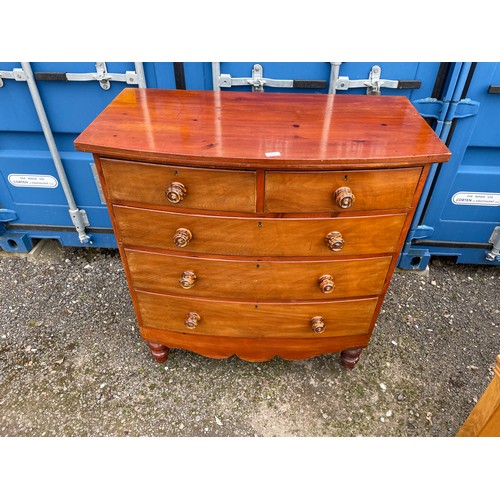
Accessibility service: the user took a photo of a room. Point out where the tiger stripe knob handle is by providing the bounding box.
[185,312,201,329]
[318,274,335,294]
[166,181,187,204]
[325,231,344,252]
[179,270,197,289]
[335,186,355,209]
[311,316,326,334]
[173,228,192,248]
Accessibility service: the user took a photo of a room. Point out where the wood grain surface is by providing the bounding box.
[265,168,422,212]
[101,158,256,212]
[125,249,392,300]
[114,205,407,256]
[457,355,500,437]
[136,291,378,338]
[141,326,370,362]
[74,89,451,168]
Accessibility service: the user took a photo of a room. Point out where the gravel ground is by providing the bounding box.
[0,241,498,437]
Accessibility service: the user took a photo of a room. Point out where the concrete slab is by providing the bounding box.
[394,264,430,277]
[26,239,65,264]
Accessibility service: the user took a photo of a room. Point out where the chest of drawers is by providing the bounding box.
[75,89,450,368]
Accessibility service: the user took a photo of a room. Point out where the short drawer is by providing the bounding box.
[264,168,422,213]
[136,291,378,339]
[100,158,256,212]
[114,205,406,257]
[126,249,392,300]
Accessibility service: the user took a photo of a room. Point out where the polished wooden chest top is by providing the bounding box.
[75,88,450,366]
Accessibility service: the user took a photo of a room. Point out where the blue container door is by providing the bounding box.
[0,62,177,251]
[400,62,500,268]
[1,61,453,253]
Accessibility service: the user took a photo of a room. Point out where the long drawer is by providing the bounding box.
[264,168,422,213]
[101,158,257,212]
[125,249,392,300]
[136,291,378,339]
[114,205,407,256]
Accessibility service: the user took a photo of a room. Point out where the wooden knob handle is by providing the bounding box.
[166,182,187,204]
[311,316,325,334]
[318,274,335,294]
[335,186,355,209]
[185,312,201,329]
[173,228,192,248]
[179,270,197,289]
[325,231,344,252]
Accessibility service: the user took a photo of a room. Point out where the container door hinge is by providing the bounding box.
[0,209,18,223]
[450,98,480,119]
[218,64,326,92]
[413,97,479,121]
[486,226,500,262]
[335,65,421,95]
[409,225,434,241]
[411,98,446,120]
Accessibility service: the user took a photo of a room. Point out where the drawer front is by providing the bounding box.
[126,249,392,300]
[265,168,422,213]
[136,291,378,338]
[101,158,257,212]
[114,206,407,256]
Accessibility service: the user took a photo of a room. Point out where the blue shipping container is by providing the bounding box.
[1,61,497,267]
[399,62,500,268]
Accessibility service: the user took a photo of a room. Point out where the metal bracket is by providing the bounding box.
[411,98,445,120]
[95,62,111,90]
[218,63,326,92]
[413,97,479,121]
[452,99,481,119]
[249,64,265,92]
[486,226,500,262]
[218,64,268,91]
[335,65,421,95]
[69,208,91,244]
[0,68,27,87]
[66,62,139,90]
[0,63,140,90]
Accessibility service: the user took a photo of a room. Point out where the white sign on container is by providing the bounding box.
[451,191,500,207]
[8,174,59,189]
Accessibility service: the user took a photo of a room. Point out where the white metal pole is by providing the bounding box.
[21,62,90,244]
[134,62,147,88]
[329,62,342,94]
[212,62,221,90]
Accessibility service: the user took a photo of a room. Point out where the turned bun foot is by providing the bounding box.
[147,342,170,363]
[340,348,363,369]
